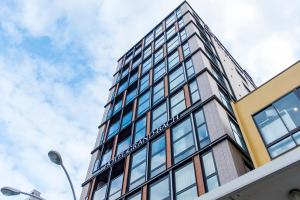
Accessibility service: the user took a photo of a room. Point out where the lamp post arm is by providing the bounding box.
[19,191,46,200]
[61,164,77,200]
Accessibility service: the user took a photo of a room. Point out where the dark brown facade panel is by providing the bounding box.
[146,111,151,136]
[183,84,191,108]
[132,99,138,121]
[111,135,119,160]
[193,155,205,196]
[164,76,169,97]
[165,128,172,168]
[142,184,148,200]
[122,155,131,195]
[88,178,96,200]
[178,46,184,63]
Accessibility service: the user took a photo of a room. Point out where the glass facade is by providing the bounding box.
[254,89,300,157]
[85,2,255,200]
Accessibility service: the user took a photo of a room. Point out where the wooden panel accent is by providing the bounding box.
[88,178,96,200]
[193,155,205,196]
[103,120,110,142]
[111,135,119,159]
[174,21,179,32]
[142,185,148,200]
[149,69,153,86]
[164,76,169,97]
[178,46,184,63]
[122,155,131,195]
[138,64,142,79]
[122,90,127,108]
[183,84,191,108]
[132,99,137,121]
[165,128,172,168]
[146,111,151,136]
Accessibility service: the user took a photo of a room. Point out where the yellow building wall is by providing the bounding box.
[232,61,300,168]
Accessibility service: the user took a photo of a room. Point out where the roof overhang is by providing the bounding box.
[198,147,300,200]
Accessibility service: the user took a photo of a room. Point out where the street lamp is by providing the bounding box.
[1,186,45,200]
[48,150,76,200]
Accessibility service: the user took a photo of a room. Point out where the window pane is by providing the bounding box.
[93,184,107,200]
[254,106,288,145]
[143,46,152,59]
[170,90,186,117]
[121,111,132,128]
[127,192,141,200]
[140,73,149,92]
[126,89,137,105]
[293,131,300,144]
[202,152,216,177]
[268,136,296,158]
[155,25,163,37]
[142,58,152,74]
[175,163,197,200]
[100,149,112,168]
[166,13,175,27]
[138,91,150,116]
[153,81,165,104]
[152,102,167,131]
[229,120,247,151]
[273,92,300,130]
[154,61,166,81]
[168,50,179,70]
[130,148,147,189]
[150,135,166,177]
[206,175,219,192]
[108,121,120,139]
[167,36,179,53]
[117,137,131,155]
[149,176,170,200]
[172,118,195,163]
[185,59,195,79]
[219,90,233,112]
[154,48,164,64]
[189,80,200,103]
[134,117,146,143]
[166,25,176,39]
[180,29,187,41]
[113,100,122,115]
[182,42,190,58]
[155,35,165,49]
[109,174,124,200]
[169,66,184,92]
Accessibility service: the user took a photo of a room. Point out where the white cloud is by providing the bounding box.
[0,0,299,200]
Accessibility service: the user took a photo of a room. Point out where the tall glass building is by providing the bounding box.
[81,2,256,200]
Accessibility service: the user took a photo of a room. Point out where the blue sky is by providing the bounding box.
[0,0,299,199]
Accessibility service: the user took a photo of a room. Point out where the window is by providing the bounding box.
[153,81,165,105]
[189,80,200,104]
[145,33,154,46]
[118,81,128,95]
[135,46,142,55]
[129,72,138,85]
[137,91,150,116]
[155,35,164,49]
[174,162,197,200]
[180,29,187,41]
[154,48,164,64]
[172,118,195,163]
[166,13,176,27]
[117,137,131,155]
[109,173,124,199]
[253,90,300,157]
[100,148,112,168]
[127,192,141,200]
[182,42,191,58]
[154,61,166,82]
[169,66,184,92]
[129,147,147,190]
[155,25,163,37]
[229,120,247,151]
[126,89,137,105]
[166,25,176,39]
[176,8,182,17]
[140,73,149,92]
[167,36,179,53]
[194,110,210,147]
[219,90,233,112]
[149,176,170,200]
[121,111,132,129]
[107,120,120,139]
[170,90,186,117]
[93,184,107,200]
[125,53,133,64]
[167,50,179,70]
[122,67,129,78]
[185,59,195,79]
[152,102,168,131]
[132,56,141,69]
[134,116,147,143]
[113,100,122,115]
[202,152,219,191]
[143,45,152,59]
[178,18,184,29]
[150,135,166,177]
[142,57,152,74]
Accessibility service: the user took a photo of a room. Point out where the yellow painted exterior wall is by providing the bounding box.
[232,61,300,168]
